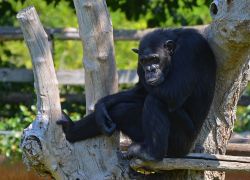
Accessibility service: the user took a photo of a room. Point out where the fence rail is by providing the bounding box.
[0,27,152,41]
[1,92,249,106]
[0,26,249,105]
[0,68,249,106]
[0,68,138,85]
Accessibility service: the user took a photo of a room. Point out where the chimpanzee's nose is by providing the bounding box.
[146,66,151,72]
[146,65,158,73]
[152,64,157,71]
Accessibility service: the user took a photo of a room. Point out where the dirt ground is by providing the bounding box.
[0,156,50,180]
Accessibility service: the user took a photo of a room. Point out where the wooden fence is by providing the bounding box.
[0,27,150,41]
[0,27,249,106]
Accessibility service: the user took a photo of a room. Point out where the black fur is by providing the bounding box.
[57,28,216,161]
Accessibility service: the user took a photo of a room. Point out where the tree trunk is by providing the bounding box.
[18,0,250,180]
[18,3,127,180]
[195,1,250,179]
[17,6,65,179]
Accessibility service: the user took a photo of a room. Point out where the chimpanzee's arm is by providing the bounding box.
[94,82,147,136]
[144,80,196,134]
[144,71,196,113]
[145,51,199,112]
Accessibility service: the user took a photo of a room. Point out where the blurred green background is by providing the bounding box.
[0,0,249,161]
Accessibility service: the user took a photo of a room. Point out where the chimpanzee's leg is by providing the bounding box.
[94,84,147,135]
[108,101,144,142]
[57,97,145,143]
[57,112,102,142]
[167,118,197,157]
[143,95,170,160]
[123,95,171,161]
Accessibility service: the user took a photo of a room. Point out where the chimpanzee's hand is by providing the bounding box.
[56,111,75,136]
[95,102,116,136]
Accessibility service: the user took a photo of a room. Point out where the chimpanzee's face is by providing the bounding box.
[132,40,176,86]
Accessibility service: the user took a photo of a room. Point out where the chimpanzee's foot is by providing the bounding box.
[121,143,159,161]
[56,111,75,141]
[193,144,205,153]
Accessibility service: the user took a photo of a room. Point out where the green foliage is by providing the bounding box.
[1,0,212,27]
[0,104,35,159]
[53,40,83,70]
[0,0,77,27]
[0,82,35,159]
[235,106,250,132]
[0,0,82,69]
[107,0,212,27]
[0,83,87,160]
[115,41,139,69]
[0,41,30,68]
[0,0,17,25]
[235,86,250,132]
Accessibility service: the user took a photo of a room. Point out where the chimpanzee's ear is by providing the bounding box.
[132,48,139,54]
[163,40,176,55]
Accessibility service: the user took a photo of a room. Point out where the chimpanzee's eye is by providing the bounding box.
[152,56,159,63]
[140,58,145,64]
[149,54,160,63]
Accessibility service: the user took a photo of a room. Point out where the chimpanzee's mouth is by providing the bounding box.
[145,71,164,86]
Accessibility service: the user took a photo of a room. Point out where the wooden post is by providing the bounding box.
[73,0,118,113]
[17,6,65,179]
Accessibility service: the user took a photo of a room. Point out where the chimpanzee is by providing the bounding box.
[57,28,217,161]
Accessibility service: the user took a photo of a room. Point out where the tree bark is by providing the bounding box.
[192,1,250,179]
[18,0,250,179]
[17,6,66,179]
